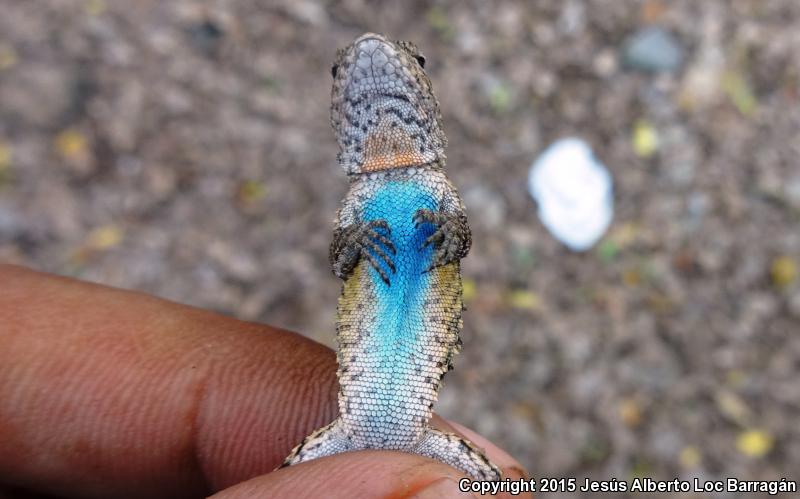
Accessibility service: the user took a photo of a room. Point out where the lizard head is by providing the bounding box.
[330,33,447,176]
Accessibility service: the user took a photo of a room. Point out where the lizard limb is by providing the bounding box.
[330,220,396,283]
[413,209,472,271]
[414,427,502,481]
[281,419,352,467]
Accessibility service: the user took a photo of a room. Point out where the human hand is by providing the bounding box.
[0,265,529,498]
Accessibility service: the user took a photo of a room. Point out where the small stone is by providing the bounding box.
[592,48,617,78]
[187,20,224,55]
[285,0,327,26]
[785,176,800,208]
[789,289,800,318]
[679,60,723,110]
[557,0,586,35]
[622,27,683,73]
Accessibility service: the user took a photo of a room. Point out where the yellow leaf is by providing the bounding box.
[679,445,701,468]
[715,390,752,425]
[771,255,797,289]
[736,429,773,458]
[85,0,107,16]
[646,292,673,314]
[462,278,476,302]
[618,398,642,427]
[507,290,540,310]
[238,179,266,204]
[725,369,746,388]
[632,120,659,158]
[87,225,123,250]
[610,222,639,248]
[55,129,89,161]
[0,44,17,71]
[622,268,641,287]
[487,82,513,114]
[511,401,538,420]
[0,140,11,170]
[722,71,757,116]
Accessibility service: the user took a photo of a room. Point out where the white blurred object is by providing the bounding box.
[528,138,614,251]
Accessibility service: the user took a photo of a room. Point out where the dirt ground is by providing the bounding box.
[1,0,799,495]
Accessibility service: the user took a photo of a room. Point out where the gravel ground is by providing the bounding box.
[1,0,799,495]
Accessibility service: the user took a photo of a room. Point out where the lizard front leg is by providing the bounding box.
[330,219,396,285]
[413,209,471,272]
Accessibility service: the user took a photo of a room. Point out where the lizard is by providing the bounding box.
[281,32,501,481]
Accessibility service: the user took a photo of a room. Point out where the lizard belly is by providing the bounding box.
[336,180,463,449]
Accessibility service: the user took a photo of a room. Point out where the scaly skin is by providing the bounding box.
[282,32,500,481]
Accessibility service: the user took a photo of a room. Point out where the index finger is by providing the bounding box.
[0,264,338,498]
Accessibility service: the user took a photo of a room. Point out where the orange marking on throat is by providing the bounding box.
[362,130,427,171]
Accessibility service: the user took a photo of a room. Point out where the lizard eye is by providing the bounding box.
[331,64,339,78]
[414,55,426,68]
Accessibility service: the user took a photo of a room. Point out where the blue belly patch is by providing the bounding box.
[359,179,439,418]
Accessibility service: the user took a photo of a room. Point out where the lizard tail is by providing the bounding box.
[280,418,353,468]
[414,427,502,481]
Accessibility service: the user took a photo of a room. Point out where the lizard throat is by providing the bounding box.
[337,98,442,173]
[361,129,437,171]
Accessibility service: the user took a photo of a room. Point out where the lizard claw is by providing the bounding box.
[367,228,396,255]
[412,209,471,271]
[331,219,396,283]
[413,208,445,230]
[361,249,392,285]
[420,231,444,250]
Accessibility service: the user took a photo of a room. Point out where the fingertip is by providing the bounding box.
[209,450,478,499]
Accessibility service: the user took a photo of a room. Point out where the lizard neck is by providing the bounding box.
[346,158,447,182]
[335,94,446,175]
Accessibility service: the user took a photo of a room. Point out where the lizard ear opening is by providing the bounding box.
[331,64,339,78]
[414,54,426,68]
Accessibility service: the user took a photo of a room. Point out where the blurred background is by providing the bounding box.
[1,0,798,494]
